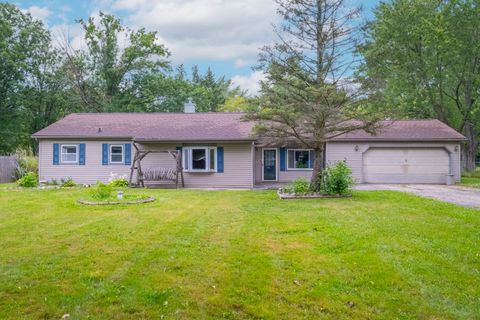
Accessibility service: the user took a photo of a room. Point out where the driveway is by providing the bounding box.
[355,184,480,208]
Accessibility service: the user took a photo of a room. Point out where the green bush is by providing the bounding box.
[292,177,310,194]
[17,172,38,188]
[320,161,354,196]
[89,182,114,200]
[14,149,38,180]
[61,178,77,187]
[109,177,129,188]
[281,177,310,195]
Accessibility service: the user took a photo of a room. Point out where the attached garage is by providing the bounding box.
[363,147,450,184]
[326,120,466,185]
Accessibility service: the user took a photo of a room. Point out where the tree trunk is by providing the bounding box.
[462,122,478,172]
[310,145,325,189]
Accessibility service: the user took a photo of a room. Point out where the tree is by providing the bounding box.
[0,3,68,154]
[62,11,170,112]
[246,0,380,188]
[359,0,480,171]
[219,95,253,112]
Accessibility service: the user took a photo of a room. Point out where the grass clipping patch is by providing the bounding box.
[78,182,154,205]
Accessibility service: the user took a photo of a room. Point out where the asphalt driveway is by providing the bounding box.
[356,184,480,208]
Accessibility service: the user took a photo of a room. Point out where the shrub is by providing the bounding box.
[14,149,38,180]
[281,177,310,195]
[109,177,129,188]
[320,161,354,196]
[292,177,310,194]
[17,172,38,188]
[89,182,113,200]
[61,178,77,187]
[108,173,129,188]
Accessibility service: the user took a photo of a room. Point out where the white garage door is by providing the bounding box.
[363,148,449,184]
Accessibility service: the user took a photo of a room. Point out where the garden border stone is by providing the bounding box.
[277,190,352,200]
[78,196,155,205]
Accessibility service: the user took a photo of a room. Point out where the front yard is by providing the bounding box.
[0,187,479,319]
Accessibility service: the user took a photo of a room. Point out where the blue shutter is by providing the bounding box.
[102,144,108,165]
[124,144,131,165]
[280,148,286,171]
[217,147,224,173]
[53,144,59,165]
[79,144,86,165]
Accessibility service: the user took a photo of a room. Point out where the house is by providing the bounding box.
[32,103,466,188]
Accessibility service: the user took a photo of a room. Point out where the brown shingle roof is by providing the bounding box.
[32,113,256,141]
[330,119,466,141]
[32,114,465,142]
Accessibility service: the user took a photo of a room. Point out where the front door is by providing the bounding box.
[263,149,277,181]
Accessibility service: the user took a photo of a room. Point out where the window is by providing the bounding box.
[110,145,124,164]
[182,147,217,172]
[287,149,314,170]
[61,145,78,163]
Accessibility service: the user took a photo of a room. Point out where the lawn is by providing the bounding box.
[0,187,479,319]
[461,167,480,188]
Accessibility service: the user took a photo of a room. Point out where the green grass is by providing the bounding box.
[460,167,480,188]
[0,182,17,189]
[0,188,479,319]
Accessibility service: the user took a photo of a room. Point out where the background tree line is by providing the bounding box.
[0,3,248,154]
[1,0,479,172]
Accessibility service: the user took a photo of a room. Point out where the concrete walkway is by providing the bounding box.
[355,184,480,209]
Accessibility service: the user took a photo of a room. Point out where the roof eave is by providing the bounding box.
[328,138,468,142]
[134,138,255,143]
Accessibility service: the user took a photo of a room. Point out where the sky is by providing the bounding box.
[13,0,379,95]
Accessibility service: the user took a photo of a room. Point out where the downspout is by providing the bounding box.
[445,146,455,185]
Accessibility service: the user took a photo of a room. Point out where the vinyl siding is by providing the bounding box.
[138,142,254,188]
[254,147,313,183]
[39,140,133,184]
[39,140,254,188]
[326,141,461,184]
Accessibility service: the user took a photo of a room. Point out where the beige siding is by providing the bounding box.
[326,141,461,184]
[39,140,254,188]
[139,143,254,188]
[39,140,133,184]
[254,147,313,183]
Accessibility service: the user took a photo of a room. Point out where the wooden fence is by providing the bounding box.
[0,156,17,183]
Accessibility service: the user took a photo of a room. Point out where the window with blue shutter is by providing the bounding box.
[53,144,59,165]
[102,144,108,165]
[124,144,131,165]
[280,148,286,171]
[79,144,86,165]
[217,147,224,173]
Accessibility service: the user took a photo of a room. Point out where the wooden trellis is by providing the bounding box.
[129,143,184,188]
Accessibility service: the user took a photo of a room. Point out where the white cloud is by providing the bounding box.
[231,71,266,96]
[24,6,51,24]
[108,0,278,65]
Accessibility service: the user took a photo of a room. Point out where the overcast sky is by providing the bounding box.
[15,0,379,95]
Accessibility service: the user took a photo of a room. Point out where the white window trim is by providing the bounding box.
[109,144,124,164]
[287,149,313,171]
[182,147,217,172]
[60,144,79,164]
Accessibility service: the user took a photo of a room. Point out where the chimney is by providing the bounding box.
[184,98,196,113]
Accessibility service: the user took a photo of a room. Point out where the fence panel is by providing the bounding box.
[0,156,17,183]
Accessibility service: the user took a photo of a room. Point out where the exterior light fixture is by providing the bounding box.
[454,145,459,152]
[354,145,359,152]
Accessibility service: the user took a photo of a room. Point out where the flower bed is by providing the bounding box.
[277,189,351,199]
[78,195,155,205]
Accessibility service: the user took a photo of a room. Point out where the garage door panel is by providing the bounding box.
[363,148,449,184]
